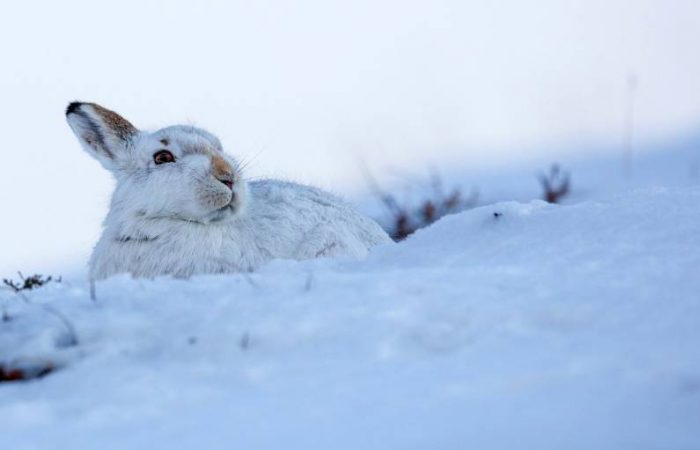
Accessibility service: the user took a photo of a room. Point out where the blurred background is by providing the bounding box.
[1,0,699,274]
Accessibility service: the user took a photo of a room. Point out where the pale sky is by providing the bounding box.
[1,0,699,273]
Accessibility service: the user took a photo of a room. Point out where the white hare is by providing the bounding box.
[66,102,391,280]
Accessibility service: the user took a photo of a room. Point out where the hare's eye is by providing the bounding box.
[153,150,175,165]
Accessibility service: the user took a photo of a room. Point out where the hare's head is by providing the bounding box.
[66,102,246,223]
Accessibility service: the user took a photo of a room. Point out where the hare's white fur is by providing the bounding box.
[66,102,391,280]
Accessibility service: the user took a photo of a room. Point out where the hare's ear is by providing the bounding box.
[65,102,138,170]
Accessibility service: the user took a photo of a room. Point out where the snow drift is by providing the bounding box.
[2,186,700,449]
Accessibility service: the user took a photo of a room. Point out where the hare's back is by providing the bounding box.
[247,180,391,255]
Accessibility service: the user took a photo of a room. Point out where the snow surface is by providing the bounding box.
[2,185,700,449]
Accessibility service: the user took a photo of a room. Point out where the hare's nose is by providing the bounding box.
[217,177,234,190]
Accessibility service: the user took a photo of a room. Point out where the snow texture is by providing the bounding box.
[2,185,699,449]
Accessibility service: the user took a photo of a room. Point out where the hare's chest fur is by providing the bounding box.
[90,181,391,279]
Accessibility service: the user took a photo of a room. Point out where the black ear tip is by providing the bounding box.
[66,102,84,115]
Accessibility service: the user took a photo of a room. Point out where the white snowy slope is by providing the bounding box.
[1,186,700,450]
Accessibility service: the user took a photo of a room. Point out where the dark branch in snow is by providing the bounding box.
[538,164,571,203]
[0,361,54,383]
[362,164,478,241]
[3,273,61,292]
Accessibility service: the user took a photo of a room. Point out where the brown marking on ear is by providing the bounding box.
[90,103,137,140]
[211,154,233,179]
[160,138,170,146]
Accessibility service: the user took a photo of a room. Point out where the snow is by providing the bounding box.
[2,181,700,449]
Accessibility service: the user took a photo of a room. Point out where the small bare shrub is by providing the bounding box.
[366,169,478,241]
[3,273,61,293]
[538,164,570,203]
